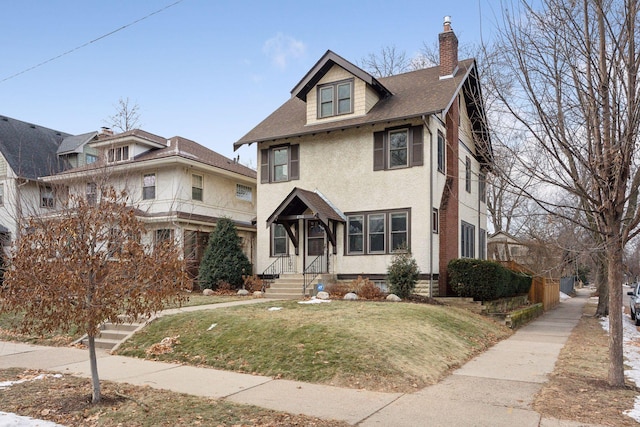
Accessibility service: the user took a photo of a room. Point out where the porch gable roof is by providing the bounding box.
[266,187,345,228]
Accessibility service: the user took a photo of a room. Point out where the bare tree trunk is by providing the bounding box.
[595,251,608,316]
[88,335,101,403]
[607,237,625,386]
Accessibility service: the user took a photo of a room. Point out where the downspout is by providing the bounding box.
[422,115,434,297]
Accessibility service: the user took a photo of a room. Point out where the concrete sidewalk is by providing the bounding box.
[0,290,605,426]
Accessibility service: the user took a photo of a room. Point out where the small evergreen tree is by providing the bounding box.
[387,250,420,298]
[198,218,252,289]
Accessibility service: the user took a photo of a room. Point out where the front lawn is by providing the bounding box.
[117,300,511,392]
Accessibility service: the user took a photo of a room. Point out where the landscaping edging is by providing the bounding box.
[504,303,544,329]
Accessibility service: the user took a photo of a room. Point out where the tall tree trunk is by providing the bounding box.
[595,251,609,316]
[607,237,625,386]
[88,335,101,403]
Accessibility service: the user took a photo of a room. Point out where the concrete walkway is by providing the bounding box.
[0,290,605,426]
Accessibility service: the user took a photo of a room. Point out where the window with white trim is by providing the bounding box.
[143,173,156,200]
[86,182,97,206]
[388,129,408,168]
[236,184,252,202]
[107,145,129,163]
[432,208,439,233]
[86,154,98,164]
[192,174,203,201]
[437,131,445,173]
[479,172,486,203]
[40,186,54,208]
[479,228,487,260]
[465,157,471,193]
[347,215,364,254]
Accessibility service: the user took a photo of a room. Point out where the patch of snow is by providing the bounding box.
[560,292,571,300]
[0,373,61,389]
[206,323,217,331]
[268,307,283,311]
[601,310,640,422]
[298,299,331,304]
[0,412,66,426]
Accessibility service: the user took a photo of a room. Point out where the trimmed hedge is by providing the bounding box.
[448,258,532,301]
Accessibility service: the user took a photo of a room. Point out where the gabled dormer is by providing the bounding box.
[290,50,392,126]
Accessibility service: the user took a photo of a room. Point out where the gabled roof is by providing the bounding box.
[0,115,70,179]
[57,131,98,155]
[291,50,392,101]
[266,187,345,228]
[234,58,478,150]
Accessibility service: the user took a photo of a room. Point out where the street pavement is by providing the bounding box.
[0,289,609,426]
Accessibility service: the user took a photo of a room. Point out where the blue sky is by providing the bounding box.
[0,0,500,167]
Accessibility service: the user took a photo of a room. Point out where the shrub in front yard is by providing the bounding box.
[387,250,420,299]
[198,218,252,290]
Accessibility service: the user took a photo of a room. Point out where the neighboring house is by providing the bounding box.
[487,231,530,264]
[0,115,257,282]
[45,128,257,282]
[234,18,492,296]
[0,115,73,248]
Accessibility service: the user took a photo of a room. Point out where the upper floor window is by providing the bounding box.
[86,154,98,164]
[437,131,445,173]
[107,145,129,163]
[432,208,439,234]
[465,157,471,193]
[192,174,203,201]
[479,172,486,203]
[40,186,54,208]
[143,173,156,200]
[260,144,299,184]
[479,228,487,260]
[461,221,475,258]
[374,126,423,171]
[236,184,252,202]
[318,80,353,118]
[389,129,408,168]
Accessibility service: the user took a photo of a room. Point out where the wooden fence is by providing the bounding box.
[498,260,560,311]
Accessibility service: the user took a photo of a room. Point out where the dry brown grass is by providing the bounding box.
[533,298,639,426]
[0,367,348,427]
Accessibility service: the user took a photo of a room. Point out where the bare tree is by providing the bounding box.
[1,187,188,403]
[359,46,412,78]
[107,97,141,132]
[490,0,640,387]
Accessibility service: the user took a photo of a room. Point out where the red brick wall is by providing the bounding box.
[438,99,460,296]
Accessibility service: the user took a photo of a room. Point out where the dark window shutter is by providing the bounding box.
[260,149,269,183]
[289,145,300,180]
[373,131,385,170]
[411,125,424,166]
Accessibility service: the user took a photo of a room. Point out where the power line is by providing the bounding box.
[0,0,185,84]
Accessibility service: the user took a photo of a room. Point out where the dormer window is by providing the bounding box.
[107,145,129,163]
[318,79,353,118]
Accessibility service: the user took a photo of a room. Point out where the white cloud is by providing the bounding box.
[263,33,306,69]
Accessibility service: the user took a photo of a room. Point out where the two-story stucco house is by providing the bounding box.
[46,128,257,281]
[234,19,492,297]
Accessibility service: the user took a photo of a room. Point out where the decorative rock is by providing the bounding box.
[344,292,358,300]
[253,291,264,298]
[316,291,330,300]
[202,289,214,296]
[386,294,402,302]
[237,289,250,296]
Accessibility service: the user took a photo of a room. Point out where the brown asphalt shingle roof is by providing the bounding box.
[235,58,476,149]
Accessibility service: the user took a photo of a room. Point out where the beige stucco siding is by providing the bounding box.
[256,119,436,276]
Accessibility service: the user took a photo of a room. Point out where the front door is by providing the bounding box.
[305,220,326,271]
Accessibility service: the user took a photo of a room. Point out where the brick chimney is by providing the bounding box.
[439,16,458,78]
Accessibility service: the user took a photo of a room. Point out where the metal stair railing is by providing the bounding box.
[303,254,327,296]
[261,255,296,291]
